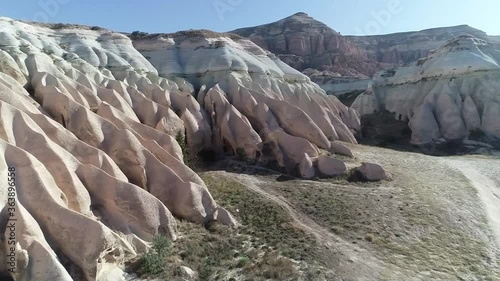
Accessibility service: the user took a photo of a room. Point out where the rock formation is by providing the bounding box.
[355,163,387,182]
[132,31,362,160]
[0,17,369,280]
[347,25,494,65]
[231,12,383,79]
[352,35,500,145]
[234,15,499,96]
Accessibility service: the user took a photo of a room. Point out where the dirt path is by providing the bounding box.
[208,171,411,280]
[445,158,500,249]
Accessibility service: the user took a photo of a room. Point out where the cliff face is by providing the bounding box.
[231,12,383,79]
[347,25,494,65]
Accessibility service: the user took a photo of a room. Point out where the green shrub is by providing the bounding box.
[139,235,171,276]
[175,132,192,167]
[214,40,226,48]
[469,128,486,140]
[42,48,54,56]
[52,23,67,30]
[235,147,246,160]
[236,256,250,268]
[130,31,149,40]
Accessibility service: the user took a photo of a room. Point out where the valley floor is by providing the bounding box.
[128,145,500,281]
[198,145,500,281]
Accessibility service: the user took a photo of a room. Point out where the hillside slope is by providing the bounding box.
[231,12,383,79]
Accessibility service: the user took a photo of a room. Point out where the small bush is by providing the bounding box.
[375,135,399,148]
[175,132,192,167]
[236,256,250,268]
[139,235,171,276]
[42,48,54,56]
[130,31,149,40]
[365,233,375,242]
[52,23,67,30]
[469,128,486,140]
[214,40,226,48]
[401,127,412,136]
[235,147,246,160]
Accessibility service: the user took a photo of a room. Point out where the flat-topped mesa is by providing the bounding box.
[352,35,500,145]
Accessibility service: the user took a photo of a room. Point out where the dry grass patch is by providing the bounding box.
[129,174,331,280]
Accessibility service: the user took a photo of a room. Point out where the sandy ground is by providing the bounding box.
[445,156,500,249]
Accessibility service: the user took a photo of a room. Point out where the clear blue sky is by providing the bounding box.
[2,0,499,36]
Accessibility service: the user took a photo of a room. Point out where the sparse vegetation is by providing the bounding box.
[202,174,321,263]
[129,174,327,280]
[131,151,500,280]
[138,235,171,276]
[469,128,486,140]
[235,147,247,160]
[381,69,396,78]
[375,135,398,148]
[175,132,198,169]
[51,23,69,30]
[272,147,499,280]
[130,30,149,40]
[42,47,54,56]
[417,58,427,66]
[167,29,243,40]
[214,40,226,48]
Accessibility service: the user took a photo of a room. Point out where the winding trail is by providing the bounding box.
[207,171,411,280]
[445,158,500,248]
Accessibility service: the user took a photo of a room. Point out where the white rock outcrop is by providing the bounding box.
[352,35,500,144]
[0,18,366,280]
[299,153,315,179]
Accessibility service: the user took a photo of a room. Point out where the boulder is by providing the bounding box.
[316,156,347,177]
[179,266,197,280]
[329,142,354,158]
[299,153,315,179]
[213,207,238,227]
[357,163,387,181]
